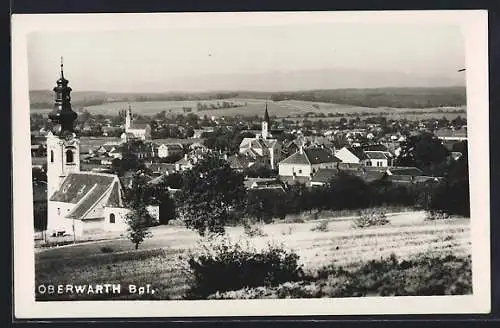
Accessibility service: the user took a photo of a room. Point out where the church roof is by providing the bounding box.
[105,182,122,207]
[129,123,150,130]
[50,172,115,203]
[50,172,122,220]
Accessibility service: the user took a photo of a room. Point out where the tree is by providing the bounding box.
[326,173,374,210]
[175,153,246,236]
[395,132,450,176]
[245,189,286,223]
[163,173,183,189]
[124,206,154,249]
[243,164,274,178]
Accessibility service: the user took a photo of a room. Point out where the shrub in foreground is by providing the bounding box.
[243,220,268,237]
[208,254,472,299]
[352,209,389,228]
[311,220,329,232]
[186,236,304,298]
[425,210,451,221]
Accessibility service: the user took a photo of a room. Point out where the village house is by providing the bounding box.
[278,146,341,178]
[364,151,391,167]
[334,147,371,165]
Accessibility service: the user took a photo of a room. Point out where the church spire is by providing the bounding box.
[48,57,77,137]
[60,56,64,79]
[264,102,270,124]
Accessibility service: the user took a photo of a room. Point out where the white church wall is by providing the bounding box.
[102,207,130,232]
[47,201,76,235]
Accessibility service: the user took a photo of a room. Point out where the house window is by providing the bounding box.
[109,213,116,224]
[57,208,60,215]
[298,169,302,174]
[66,149,74,163]
[50,150,54,163]
[366,161,372,166]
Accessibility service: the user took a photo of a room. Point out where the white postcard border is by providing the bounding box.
[12,10,490,318]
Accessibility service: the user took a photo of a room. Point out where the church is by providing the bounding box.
[238,104,282,169]
[120,105,151,142]
[45,60,157,237]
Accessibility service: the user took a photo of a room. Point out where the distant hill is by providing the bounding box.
[30,86,466,110]
[30,90,109,109]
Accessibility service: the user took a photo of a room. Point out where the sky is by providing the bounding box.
[27,22,466,92]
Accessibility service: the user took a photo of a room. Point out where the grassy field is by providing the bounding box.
[31,98,466,120]
[35,211,471,300]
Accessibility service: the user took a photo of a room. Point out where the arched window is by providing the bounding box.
[50,150,54,163]
[109,213,115,224]
[66,149,74,163]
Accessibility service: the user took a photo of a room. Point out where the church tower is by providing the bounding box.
[262,102,270,140]
[46,58,80,197]
[125,104,132,130]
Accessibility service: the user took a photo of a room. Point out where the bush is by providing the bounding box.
[311,220,329,232]
[243,220,267,237]
[100,246,114,253]
[185,236,304,298]
[425,210,451,221]
[352,209,389,228]
[207,254,473,299]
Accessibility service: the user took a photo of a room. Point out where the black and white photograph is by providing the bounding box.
[12,11,490,318]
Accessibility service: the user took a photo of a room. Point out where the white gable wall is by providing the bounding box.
[334,147,360,164]
[278,163,311,177]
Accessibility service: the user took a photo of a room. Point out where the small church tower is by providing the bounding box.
[262,102,270,140]
[46,58,80,197]
[125,104,132,130]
